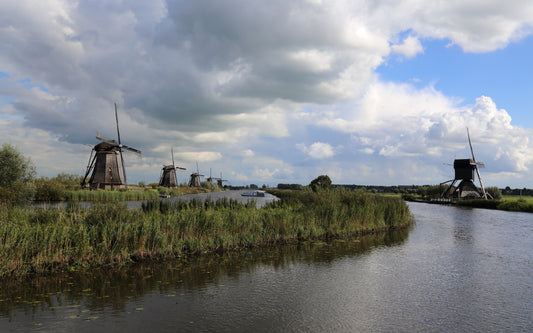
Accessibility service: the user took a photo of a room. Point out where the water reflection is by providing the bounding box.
[452,207,475,245]
[0,229,409,326]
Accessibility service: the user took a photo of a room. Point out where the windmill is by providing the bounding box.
[206,168,215,183]
[159,147,186,188]
[216,172,228,188]
[188,162,204,187]
[441,128,488,199]
[80,104,141,190]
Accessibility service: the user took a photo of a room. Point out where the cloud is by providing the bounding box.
[1,0,533,187]
[298,142,335,159]
[391,35,424,58]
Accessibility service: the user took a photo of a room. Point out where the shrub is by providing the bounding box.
[309,175,332,192]
[485,186,502,200]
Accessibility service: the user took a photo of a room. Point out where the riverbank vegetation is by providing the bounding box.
[0,143,36,206]
[455,197,533,212]
[401,184,533,213]
[0,188,412,277]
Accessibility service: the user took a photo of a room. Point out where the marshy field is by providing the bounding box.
[0,189,412,277]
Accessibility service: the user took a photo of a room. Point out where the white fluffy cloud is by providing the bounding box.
[392,35,424,58]
[1,0,533,186]
[298,142,336,159]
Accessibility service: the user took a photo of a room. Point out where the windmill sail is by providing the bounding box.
[115,103,128,189]
[467,128,487,199]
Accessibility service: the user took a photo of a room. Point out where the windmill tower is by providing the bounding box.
[81,104,141,190]
[159,147,186,188]
[188,162,204,187]
[441,128,488,199]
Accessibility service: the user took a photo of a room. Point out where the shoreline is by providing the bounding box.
[403,197,533,213]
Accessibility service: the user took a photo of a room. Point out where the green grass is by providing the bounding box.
[502,195,533,203]
[0,188,412,277]
[455,196,533,212]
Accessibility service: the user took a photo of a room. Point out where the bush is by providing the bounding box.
[34,178,67,201]
[309,175,332,192]
[497,200,533,212]
[485,186,502,200]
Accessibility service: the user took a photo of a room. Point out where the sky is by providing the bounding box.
[1,0,533,188]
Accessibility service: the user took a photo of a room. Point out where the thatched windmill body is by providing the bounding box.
[441,129,488,199]
[188,162,204,187]
[159,148,186,188]
[81,104,141,190]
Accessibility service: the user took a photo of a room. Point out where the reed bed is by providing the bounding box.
[0,189,412,277]
[65,190,159,201]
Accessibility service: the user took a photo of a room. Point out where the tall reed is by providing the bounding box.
[0,188,412,276]
[65,190,159,201]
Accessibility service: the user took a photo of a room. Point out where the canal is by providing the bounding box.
[1,202,531,332]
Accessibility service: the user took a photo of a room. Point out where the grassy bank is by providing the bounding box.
[456,197,533,212]
[0,189,412,277]
[408,194,533,213]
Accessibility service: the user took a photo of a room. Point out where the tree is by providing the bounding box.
[309,175,332,192]
[0,143,35,188]
[0,143,36,205]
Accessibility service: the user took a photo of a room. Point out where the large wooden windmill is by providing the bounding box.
[441,128,488,199]
[188,162,204,187]
[81,104,141,190]
[159,147,186,188]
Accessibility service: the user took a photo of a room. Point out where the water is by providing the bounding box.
[1,202,531,332]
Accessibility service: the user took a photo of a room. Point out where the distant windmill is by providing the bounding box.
[159,147,186,188]
[206,168,215,183]
[216,172,228,188]
[80,104,141,190]
[441,128,488,199]
[188,162,204,187]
